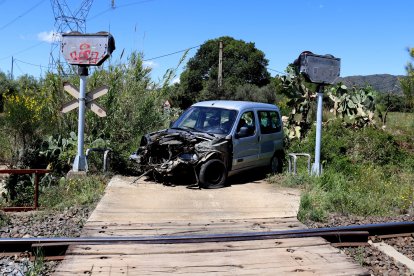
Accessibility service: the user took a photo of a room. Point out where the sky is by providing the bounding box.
[0,0,413,83]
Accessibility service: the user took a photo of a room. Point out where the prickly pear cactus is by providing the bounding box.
[280,66,317,141]
[328,84,376,128]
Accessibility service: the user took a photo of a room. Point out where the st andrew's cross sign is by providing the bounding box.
[61,83,108,117]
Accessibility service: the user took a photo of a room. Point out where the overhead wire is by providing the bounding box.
[267,68,287,75]
[0,0,47,31]
[0,41,46,61]
[143,45,200,62]
[88,0,155,21]
[14,58,50,69]
[14,61,25,75]
[1,1,286,78]
[11,45,286,79]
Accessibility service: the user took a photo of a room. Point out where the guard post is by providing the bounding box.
[61,32,115,172]
[295,52,340,176]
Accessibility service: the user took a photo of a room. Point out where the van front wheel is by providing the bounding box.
[199,159,227,189]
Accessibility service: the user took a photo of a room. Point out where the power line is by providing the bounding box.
[0,41,46,61]
[267,68,286,75]
[0,0,46,31]
[10,45,286,80]
[14,58,50,69]
[143,45,200,62]
[14,61,25,75]
[88,0,155,21]
[11,43,200,73]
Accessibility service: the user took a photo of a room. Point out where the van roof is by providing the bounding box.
[192,100,280,112]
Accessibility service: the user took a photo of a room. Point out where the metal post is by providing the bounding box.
[34,173,39,209]
[218,41,223,88]
[73,66,88,171]
[312,85,324,176]
[11,56,14,80]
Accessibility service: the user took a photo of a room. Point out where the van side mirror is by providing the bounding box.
[235,126,249,138]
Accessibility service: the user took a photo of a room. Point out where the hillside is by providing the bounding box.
[336,74,403,95]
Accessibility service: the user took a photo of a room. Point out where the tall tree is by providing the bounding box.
[0,71,17,112]
[399,48,414,111]
[176,36,271,108]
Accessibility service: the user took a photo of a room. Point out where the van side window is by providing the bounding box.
[258,111,282,134]
[236,111,256,136]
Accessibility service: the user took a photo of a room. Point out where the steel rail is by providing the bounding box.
[1,221,413,250]
[1,231,369,254]
[1,231,369,247]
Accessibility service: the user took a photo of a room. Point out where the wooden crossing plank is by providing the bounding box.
[82,217,304,237]
[67,238,330,255]
[54,176,368,275]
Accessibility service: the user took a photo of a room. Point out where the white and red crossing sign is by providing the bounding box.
[61,83,108,117]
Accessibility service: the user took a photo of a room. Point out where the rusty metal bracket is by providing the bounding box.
[0,169,51,211]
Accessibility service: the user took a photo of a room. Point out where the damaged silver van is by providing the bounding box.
[130,100,284,188]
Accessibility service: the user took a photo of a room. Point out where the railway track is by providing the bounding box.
[1,177,413,275]
[1,221,414,272]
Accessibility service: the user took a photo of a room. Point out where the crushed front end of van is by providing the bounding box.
[129,129,231,188]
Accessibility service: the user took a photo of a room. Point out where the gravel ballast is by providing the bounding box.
[0,207,92,275]
[304,213,414,275]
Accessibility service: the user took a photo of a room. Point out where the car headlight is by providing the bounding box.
[179,153,198,162]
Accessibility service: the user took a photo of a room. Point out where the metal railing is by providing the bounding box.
[85,148,111,173]
[0,169,51,211]
[288,153,311,175]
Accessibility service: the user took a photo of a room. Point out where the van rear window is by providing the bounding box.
[258,111,282,134]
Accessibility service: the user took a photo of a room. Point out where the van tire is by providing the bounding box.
[269,154,283,174]
[199,159,227,189]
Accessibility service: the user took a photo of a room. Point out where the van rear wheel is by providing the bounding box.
[199,159,227,189]
[269,154,283,174]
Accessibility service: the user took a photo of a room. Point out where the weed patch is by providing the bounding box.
[272,121,414,222]
[39,175,108,210]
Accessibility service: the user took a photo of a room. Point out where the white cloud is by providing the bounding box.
[37,31,62,43]
[143,60,158,69]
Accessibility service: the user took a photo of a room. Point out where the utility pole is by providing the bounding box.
[218,41,223,88]
[10,56,14,80]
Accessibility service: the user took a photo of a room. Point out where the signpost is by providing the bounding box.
[61,32,115,172]
[295,52,341,176]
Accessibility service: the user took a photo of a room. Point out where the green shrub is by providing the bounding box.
[4,174,34,206]
[298,188,328,222]
[0,211,10,227]
[281,121,414,222]
[39,175,107,209]
[291,122,403,166]
[348,127,403,165]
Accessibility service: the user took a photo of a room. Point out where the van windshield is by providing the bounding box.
[173,106,238,135]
